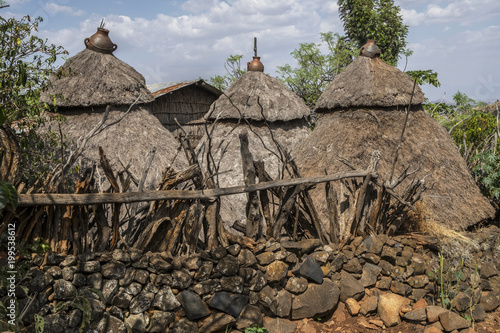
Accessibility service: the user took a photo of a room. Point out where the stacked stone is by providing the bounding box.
[17,226,500,333]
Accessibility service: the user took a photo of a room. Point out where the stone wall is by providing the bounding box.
[14,225,500,333]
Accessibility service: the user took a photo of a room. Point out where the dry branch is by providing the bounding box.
[239,132,260,239]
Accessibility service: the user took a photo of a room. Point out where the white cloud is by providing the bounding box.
[427,3,461,19]
[29,0,500,103]
[45,3,85,16]
[459,25,500,46]
[401,8,426,26]
[399,0,500,26]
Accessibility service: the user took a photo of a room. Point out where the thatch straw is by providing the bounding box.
[197,119,311,226]
[40,49,154,108]
[315,56,425,111]
[293,109,495,231]
[39,106,187,191]
[206,71,310,122]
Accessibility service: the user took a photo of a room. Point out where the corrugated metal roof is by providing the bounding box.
[147,79,222,98]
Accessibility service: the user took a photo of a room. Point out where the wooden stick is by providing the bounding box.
[99,147,121,251]
[18,170,374,206]
[239,132,260,239]
[325,181,339,245]
[272,184,305,239]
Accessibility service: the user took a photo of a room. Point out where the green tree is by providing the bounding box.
[425,91,500,203]
[0,4,67,188]
[0,7,66,123]
[406,69,441,88]
[337,0,409,66]
[276,32,357,108]
[208,54,246,91]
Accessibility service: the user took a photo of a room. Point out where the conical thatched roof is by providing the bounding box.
[294,109,495,231]
[295,53,494,232]
[315,56,425,112]
[40,48,154,108]
[206,71,310,122]
[39,106,187,191]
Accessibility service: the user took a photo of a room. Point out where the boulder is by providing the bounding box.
[274,290,292,317]
[171,318,199,333]
[124,313,146,333]
[264,260,288,284]
[426,305,449,323]
[199,313,236,333]
[263,317,297,333]
[291,278,340,320]
[180,290,210,320]
[345,298,360,316]
[105,314,126,333]
[78,260,100,273]
[208,292,248,318]
[152,286,180,311]
[280,239,322,254]
[235,305,263,331]
[216,255,240,276]
[297,255,323,284]
[360,263,382,287]
[377,293,410,327]
[285,276,308,294]
[359,296,378,315]
[480,291,500,311]
[53,279,76,301]
[129,291,154,314]
[339,271,365,302]
[238,249,257,267]
[195,261,214,281]
[171,269,192,289]
[438,309,471,331]
[148,311,175,333]
[221,275,245,293]
[404,308,427,322]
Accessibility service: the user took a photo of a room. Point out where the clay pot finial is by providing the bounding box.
[360,39,381,58]
[84,27,117,54]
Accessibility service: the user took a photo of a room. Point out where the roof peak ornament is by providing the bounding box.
[247,37,264,72]
[360,39,381,58]
[84,20,117,54]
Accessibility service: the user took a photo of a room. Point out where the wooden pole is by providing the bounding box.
[239,132,260,239]
[18,171,374,207]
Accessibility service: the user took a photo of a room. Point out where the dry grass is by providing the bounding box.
[293,109,495,231]
[315,56,425,112]
[206,71,310,122]
[40,48,154,108]
[38,106,188,191]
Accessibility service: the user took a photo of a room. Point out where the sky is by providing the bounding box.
[3,0,500,104]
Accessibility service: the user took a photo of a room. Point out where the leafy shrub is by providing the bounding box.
[473,152,500,200]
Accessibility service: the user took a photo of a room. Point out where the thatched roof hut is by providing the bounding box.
[40,51,154,108]
[315,56,425,110]
[39,27,186,190]
[206,71,310,122]
[197,56,311,227]
[294,48,495,232]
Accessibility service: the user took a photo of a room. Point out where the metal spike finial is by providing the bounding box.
[254,37,257,57]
